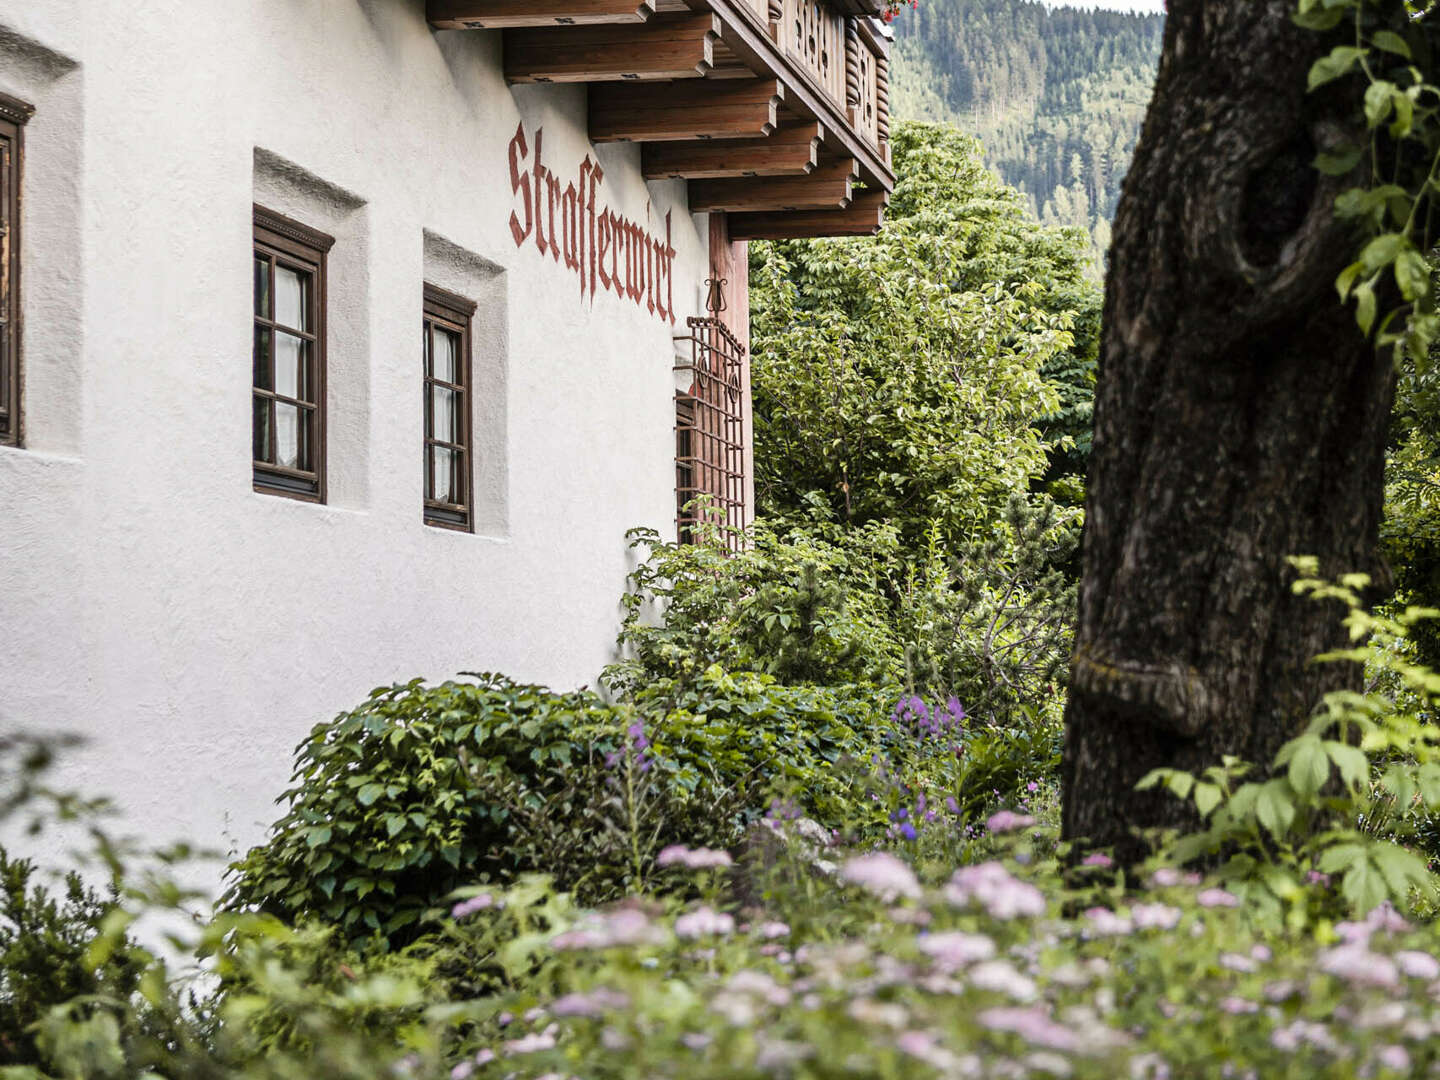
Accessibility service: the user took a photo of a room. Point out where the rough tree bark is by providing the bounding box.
[1061,0,1396,860]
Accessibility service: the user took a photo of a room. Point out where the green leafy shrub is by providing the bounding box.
[0,848,143,1067]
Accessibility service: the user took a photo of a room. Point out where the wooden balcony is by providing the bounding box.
[429,0,894,239]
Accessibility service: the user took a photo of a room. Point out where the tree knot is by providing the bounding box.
[1071,646,1211,738]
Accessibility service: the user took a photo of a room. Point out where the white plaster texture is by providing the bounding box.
[0,1,713,875]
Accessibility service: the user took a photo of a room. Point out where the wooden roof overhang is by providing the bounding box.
[428,0,895,240]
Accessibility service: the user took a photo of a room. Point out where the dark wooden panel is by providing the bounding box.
[643,121,821,178]
[590,77,782,141]
[727,191,887,239]
[505,14,718,82]
[688,158,855,212]
[428,0,655,29]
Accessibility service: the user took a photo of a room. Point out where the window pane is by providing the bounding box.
[433,326,459,384]
[431,446,458,504]
[275,265,310,333]
[254,257,270,319]
[432,386,458,444]
[253,326,272,390]
[253,397,272,463]
[275,331,305,400]
[276,403,299,470]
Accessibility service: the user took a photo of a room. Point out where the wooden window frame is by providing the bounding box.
[0,92,33,449]
[422,283,477,532]
[252,205,333,502]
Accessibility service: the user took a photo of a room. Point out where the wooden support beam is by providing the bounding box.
[688,158,856,213]
[428,0,654,30]
[590,78,782,142]
[642,121,822,179]
[504,14,718,83]
[728,191,887,240]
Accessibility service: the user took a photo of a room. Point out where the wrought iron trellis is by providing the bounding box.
[674,313,747,551]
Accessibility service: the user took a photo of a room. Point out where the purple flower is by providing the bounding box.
[945,796,961,814]
[550,989,630,1017]
[1081,853,1113,869]
[899,823,918,841]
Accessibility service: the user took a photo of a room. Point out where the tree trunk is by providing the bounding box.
[1061,0,1395,861]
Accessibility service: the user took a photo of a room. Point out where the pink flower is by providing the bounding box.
[675,905,735,940]
[451,893,499,919]
[969,960,1038,1001]
[1378,1045,1412,1072]
[1196,888,1239,908]
[657,845,734,870]
[1082,853,1114,869]
[1319,945,1399,988]
[1149,868,1182,887]
[1219,996,1258,1015]
[978,1006,1082,1051]
[841,852,922,901]
[1129,903,1182,931]
[758,921,791,939]
[550,988,630,1017]
[551,908,666,950]
[945,862,1046,919]
[1083,907,1134,937]
[504,1025,559,1054]
[1396,950,1440,980]
[986,810,1037,834]
[918,930,996,969]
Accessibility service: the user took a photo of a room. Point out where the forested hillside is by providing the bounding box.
[891,0,1163,273]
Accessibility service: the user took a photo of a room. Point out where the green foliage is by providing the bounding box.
[892,0,1164,275]
[1139,566,1440,928]
[607,520,903,694]
[0,850,143,1067]
[223,675,738,945]
[749,120,1096,545]
[1297,0,1440,358]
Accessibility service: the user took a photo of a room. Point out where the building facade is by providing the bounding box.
[0,1,892,857]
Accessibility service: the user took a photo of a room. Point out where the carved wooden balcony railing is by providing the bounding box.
[428,0,895,239]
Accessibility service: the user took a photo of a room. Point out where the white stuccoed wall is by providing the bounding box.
[0,0,715,870]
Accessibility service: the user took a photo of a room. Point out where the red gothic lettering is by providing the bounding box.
[508,123,532,248]
[532,128,549,257]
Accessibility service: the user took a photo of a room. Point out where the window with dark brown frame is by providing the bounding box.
[0,93,34,449]
[252,205,333,501]
[422,284,476,531]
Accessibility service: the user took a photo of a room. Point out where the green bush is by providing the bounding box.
[224,672,938,946]
[0,848,143,1067]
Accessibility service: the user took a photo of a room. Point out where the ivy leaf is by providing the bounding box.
[1315,146,1363,176]
[1371,30,1411,59]
[1395,250,1430,302]
[1360,232,1407,273]
[1355,279,1378,334]
[1308,46,1367,91]
[1364,80,1397,126]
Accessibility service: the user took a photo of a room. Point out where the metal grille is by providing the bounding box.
[675,315,747,550]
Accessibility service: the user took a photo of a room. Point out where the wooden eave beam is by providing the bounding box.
[728,191,888,240]
[505,14,718,83]
[642,121,822,179]
[699,1,894,191]
[688,158,856,212]
[590,77,782,142]
[428,0,654,29]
